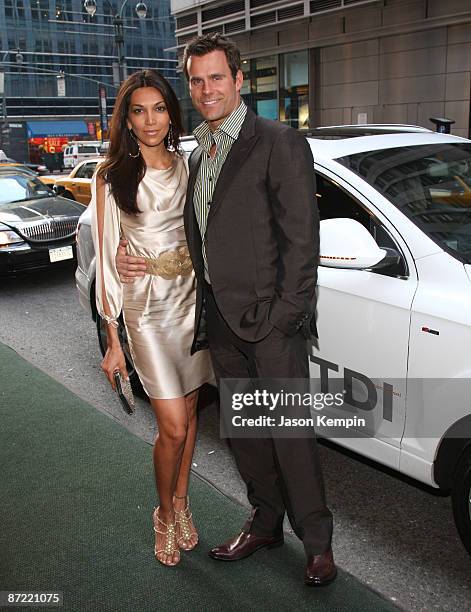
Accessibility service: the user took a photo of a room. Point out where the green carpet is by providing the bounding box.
[0,342,397,611]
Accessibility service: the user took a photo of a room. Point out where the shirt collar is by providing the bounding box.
[193,101,247,152]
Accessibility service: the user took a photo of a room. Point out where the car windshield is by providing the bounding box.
[336,143,471,264]
[0,172,53,205]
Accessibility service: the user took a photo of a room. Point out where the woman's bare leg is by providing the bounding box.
[150,396,188,565]
[174,389,199,549]
[174,389,198,499]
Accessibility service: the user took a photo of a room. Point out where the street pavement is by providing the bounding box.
[1,265,470,612]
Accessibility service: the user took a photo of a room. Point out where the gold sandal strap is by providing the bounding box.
[176,509,192,528]
[153,507,179,558]
[176,508,197,543]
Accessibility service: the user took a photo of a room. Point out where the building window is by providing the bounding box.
[32,0,49,21]
[241,56,278,120]
[254,56,278,120]
[240,59,251,99]
[5,0,14,18]
[279,50,309,129]
[55,0,73,22]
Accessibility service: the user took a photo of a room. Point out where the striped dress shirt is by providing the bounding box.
[193,101,248,282]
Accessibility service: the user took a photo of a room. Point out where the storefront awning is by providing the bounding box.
[27,120,89,138]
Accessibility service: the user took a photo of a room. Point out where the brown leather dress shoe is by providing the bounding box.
[209,531,284,561]
[305,548,337,586]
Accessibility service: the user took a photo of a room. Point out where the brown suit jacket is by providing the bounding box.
[183,107,319,353]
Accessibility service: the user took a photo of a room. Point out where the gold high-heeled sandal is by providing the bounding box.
[153,507,181,566]
[174,495,198,551]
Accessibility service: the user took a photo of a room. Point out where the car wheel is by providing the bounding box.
[451,446,471,556]
[96,314,140,392]
[63,190,75,201]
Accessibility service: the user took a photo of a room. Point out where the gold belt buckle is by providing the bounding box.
[145,246,193,279]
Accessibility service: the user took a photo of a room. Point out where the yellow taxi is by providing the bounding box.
[42,157,103,205]
[39,174,57,187]
[0,161,48,175]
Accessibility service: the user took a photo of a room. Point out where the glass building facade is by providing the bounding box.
[179,49,310,133]
[243,50,309,128]
[172,0,471,138]
[0,0,177,119]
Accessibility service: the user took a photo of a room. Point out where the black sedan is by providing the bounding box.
[0,167,86,275]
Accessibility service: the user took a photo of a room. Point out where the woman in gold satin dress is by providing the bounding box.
[91,70,213,567]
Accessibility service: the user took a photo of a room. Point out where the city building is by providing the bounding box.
[171,0,471,137]
[0,0,177,161]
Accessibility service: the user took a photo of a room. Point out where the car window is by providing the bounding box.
[83,162,97,178]
[73,164,84,178]
[315,172,408,278]
[75,162,96,179]
[336,143,471,265]
[78,145,99,154]
[0,172,52,205]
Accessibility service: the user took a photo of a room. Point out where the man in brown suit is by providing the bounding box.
[117,34,335,586]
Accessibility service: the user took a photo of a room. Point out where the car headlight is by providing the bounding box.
[0,226,24,247]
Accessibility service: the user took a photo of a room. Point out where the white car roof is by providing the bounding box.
[77,157,104,164]
[307,132,469,161]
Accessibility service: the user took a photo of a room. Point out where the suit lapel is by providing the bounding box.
[184,148,204,274]
[207,109,259,226]
[187,148,202,202]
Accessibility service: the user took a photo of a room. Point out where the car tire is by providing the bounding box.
[451,446,471,556]
[62,190,75,201]
[96,314,141,392]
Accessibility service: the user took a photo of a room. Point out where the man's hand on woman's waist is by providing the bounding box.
[115,238,147,283]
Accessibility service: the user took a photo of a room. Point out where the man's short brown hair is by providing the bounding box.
[182,33,241,81]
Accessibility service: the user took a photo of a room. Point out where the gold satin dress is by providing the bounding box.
[91,155,213,399]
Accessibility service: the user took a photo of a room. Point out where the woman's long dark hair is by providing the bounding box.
[98,70,184,215]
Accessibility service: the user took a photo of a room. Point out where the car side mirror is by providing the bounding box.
[319,218,387,269]
[53,184,66,196]
[370,246,401,269]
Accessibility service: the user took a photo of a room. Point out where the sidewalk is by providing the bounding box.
[0,342,398,611]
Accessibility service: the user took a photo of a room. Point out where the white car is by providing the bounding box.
[63,141,101,169]
[75,127,471,555]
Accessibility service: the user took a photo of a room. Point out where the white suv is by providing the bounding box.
[75,127,471,556]
[63,141,101,169]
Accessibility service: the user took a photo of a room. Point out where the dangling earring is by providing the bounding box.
[167,123,175,152]
[128,128,141,158]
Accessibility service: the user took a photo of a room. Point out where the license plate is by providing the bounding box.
[49,245,73,263]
